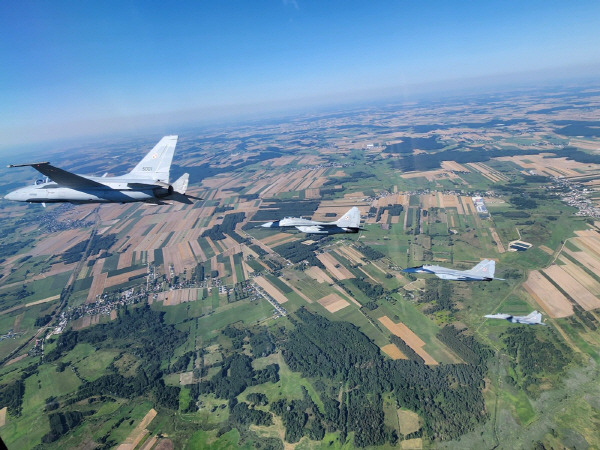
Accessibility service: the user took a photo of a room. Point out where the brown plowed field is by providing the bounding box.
[317,293,349,312]
[305,266,335,284]
[378,316,437,365]
[523,271,573,318]
[317,253,353,280]
[543,266,600,311]
[564,248,600,274]
[381,343,407,360]
[441,160,470,172]
[0,407,6,427]
[104,268,147,288]
[156,288,200,306]
[117,408,157,450]
[254,276,288,304]
[87,272,107,303]
[558,256,600,295]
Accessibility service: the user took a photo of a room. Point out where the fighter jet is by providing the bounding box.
[261,207,363,234]
[4,136,198,206]
[484,310,545,325]
[402,259,504,281]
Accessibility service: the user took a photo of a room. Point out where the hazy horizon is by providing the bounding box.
[2,1,600,150]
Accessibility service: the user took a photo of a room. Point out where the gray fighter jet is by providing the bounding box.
[261,207,363,234]
[485,310,545,325]
[4,136,198,206]
[402,259,504,281]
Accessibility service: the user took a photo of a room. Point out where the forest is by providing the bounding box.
[273,239,328,267]
[501,327,573,396]
[201,212,246,240]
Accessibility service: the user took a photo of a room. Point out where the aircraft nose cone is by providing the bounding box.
[261,222,274,228]
[4,191,16,201]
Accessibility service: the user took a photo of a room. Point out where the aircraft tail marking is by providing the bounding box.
[469,259,495,278]
[335,207,361,229]
[129,135,178,183]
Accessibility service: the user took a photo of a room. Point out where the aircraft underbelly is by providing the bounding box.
[27,188,156,203]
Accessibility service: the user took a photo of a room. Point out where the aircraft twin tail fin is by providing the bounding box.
[469,259,495,278]
[172,173,189,194]
[335,207,361,229]
[129,135,178,183]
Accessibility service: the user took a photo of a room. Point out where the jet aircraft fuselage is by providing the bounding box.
[261,207,363,235]
[4,136,194,205]
[403,259,504,281]
[485,311,545,325]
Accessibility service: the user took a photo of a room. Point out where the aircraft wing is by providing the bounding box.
[8,162,104,188]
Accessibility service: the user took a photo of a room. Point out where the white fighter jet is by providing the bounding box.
[4,136,199,206]
[261,207,363,235]
[485,310,545,325]
[402,259,504,281]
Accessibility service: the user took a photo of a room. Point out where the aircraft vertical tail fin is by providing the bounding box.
[335,207,361,229]
[129,135,178,183]
[469,259,495,278]
[172,173,189,194]
[526,310,543,322]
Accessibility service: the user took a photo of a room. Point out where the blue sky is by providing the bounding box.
[1,1,600,148]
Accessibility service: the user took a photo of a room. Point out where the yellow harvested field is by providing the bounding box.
[105,268,147,288]
[117,250,134,270]
[87,260,107,302]
[305,266,334,284]
[573,236,600,259]
[317,293,350,313]
[155,288,200,306]
[0,406,6,427]
[117,408,157,450]
[575,229,600,238]
[558,256,600,296]
[254,276,289,304]
[466,162,509,182]
[564,248,600,275]
[402,438,423,449]
[29,229,89,256]
[335,245,365,265]
[543,265,600,311]
[420,193,438,210]
[539,245,554,255]
[440,194,465,214]
[139,435,158,450]
[498,154,595,178]
[397,409,421,435]
[381,343,407,360]
[402,169,461,182]
[317,253,353,280]
[262,232,299,246]
[25,294,60,307]
[441,160,470,172]
[523,271,573,318]
[378,316,437,365]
